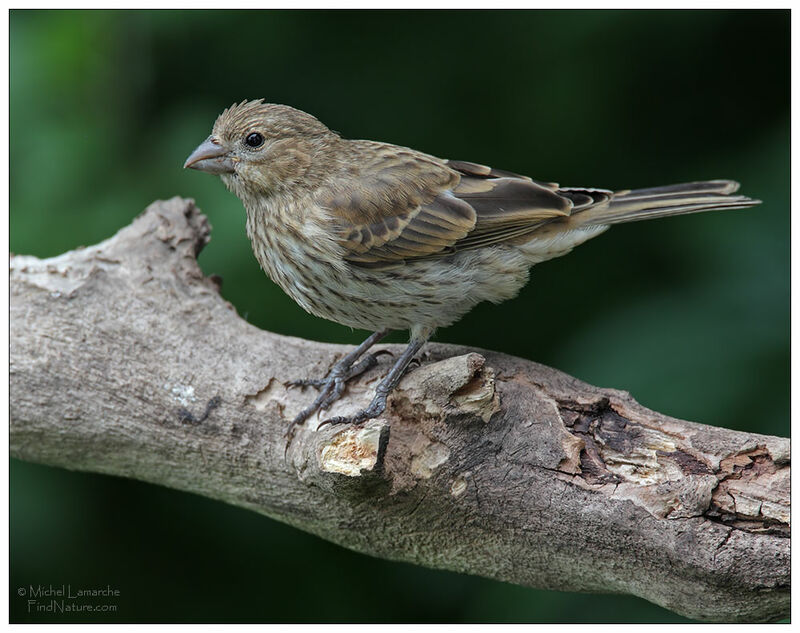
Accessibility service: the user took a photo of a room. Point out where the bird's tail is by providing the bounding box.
[578,180,760,226]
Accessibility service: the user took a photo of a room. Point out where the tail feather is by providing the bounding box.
[577,180,760,226]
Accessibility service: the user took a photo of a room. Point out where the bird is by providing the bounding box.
[184,100,760,434]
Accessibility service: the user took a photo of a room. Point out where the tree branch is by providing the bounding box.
[10,198,789,622]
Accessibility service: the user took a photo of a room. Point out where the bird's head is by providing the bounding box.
[184,100,339,199]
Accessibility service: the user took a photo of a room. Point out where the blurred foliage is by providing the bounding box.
[10,9,788,624]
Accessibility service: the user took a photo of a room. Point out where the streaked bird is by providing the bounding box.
[184,100,760,433]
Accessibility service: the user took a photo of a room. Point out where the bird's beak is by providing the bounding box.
[184,137,236,174]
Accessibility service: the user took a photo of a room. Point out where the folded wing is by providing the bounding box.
[320,150,590,269]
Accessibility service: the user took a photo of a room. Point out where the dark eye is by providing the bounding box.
[245,132,264,148]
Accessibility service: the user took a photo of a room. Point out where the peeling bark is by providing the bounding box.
[10,198,789,622]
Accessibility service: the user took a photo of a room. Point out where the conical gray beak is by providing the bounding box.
[184,137,236,174]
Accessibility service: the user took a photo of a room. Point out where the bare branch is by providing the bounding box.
[10,198,789,622]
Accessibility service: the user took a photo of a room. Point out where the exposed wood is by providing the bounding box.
[10,198,789,622]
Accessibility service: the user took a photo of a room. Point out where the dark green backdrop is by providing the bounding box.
[10,9,789,623]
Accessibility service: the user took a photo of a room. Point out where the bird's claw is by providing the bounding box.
[318,378,347,411]
[318,396,388,429]
[370,349,394,360]
[286,377,327,390]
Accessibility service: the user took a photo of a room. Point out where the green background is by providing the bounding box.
[10,9,789,623]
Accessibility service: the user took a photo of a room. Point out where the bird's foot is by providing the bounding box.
[316,350,393,410]
[318,338,425,429]
[286,377,327,389]
[318,392,389,428]
[285,349,391,437]
[286,335,424,442]
[288,350,390,396]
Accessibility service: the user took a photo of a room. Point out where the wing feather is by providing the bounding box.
[319,147,476,265]
[322,148,609,268]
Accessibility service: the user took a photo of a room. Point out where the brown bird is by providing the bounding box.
[184,100,760,433]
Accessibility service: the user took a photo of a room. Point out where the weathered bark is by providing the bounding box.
[10,198,789,622]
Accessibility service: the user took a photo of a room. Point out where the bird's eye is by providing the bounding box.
[245,132,264,148]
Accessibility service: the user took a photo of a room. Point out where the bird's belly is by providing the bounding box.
[250,220,548,333]
[312,248,536,332]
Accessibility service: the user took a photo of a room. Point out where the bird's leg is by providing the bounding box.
[286,329,389,434]
[321,338,425,427]
[317,349,393,410]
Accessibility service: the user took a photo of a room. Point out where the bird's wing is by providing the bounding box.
[318,146,474,267]
[446,160,612,250]
[320,148,607,268]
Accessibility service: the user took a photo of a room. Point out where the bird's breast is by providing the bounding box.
[244,201,345,316]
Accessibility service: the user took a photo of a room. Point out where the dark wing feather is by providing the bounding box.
[323,151,604,268]
[445,159,560,189]
[446,160,604,251]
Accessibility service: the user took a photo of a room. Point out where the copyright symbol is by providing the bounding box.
[17,587,25,596]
